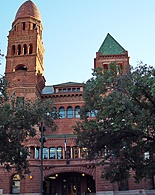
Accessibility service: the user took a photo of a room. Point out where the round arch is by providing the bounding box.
[43,165,96,180]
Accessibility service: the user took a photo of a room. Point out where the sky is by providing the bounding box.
[0,0,155,85]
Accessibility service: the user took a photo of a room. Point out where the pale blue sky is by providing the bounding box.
[0,0,155,85]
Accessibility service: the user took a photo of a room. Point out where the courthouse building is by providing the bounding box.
[0,1,153,195]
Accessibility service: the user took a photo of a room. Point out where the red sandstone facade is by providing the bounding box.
[0,1,154,195]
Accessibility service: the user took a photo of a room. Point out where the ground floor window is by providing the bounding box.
[118,179,129,191]
[11,174,20,194]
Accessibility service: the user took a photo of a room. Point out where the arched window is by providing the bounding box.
[35,147,40,159]
[59,107,65,118]
[75,106,80,118]
[72,146,78,158]
[49,147,56,159]
[66,146,71,159]
[17,45,21,55]
[29,44,33,54]
[15,64,27,71]
[52,107,57,119]
[23,44,27,55]
[86,112,91,117]
[67,106,73,118]
[11,174,20,194]
[80,147,87,158]
[43,148,48,159]
[91,110,98,117]
[57,147,63,159]
[11,45,15,55]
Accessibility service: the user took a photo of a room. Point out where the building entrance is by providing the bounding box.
[44,172,96,195]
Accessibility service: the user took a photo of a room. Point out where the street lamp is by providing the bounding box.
[39,122,46,195]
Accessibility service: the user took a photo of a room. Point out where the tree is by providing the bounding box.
[74,62,155,183]
[0,79,57,176]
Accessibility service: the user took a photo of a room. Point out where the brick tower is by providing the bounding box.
[94,33,130,74]
[5,0,45,100]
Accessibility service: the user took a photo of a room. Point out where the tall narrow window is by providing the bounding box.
[35,147,40,159]
[29,44,33,54]
[67,107,73,118]
[72,146,78,158]
[33,23,36,29]
[57,147,63,159]
[17,45,21,55]
[49,147,56,159]
[23,44,27,55]
[66,146,71,159]
[22,22,25,30]
[43,148,48,159]
[11,45,15,55]
[11,174,20,194]
[59,107,65,118]
[75,106,80,118]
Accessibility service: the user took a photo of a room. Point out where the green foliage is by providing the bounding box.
[0,80,58,176]
[74,62,155,183]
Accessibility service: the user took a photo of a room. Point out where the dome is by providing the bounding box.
[15,0,41,21]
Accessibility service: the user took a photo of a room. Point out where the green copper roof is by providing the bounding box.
[98,33,126,55]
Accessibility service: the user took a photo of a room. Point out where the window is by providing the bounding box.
[77,87,80,92]
[117,64,123,75]
[72,146,78,158]
[11,45,15,55]
[67,107,73,118]
[91,110,98,117]
[52,107,57,119]
[22,22,25,30]
[58,89,62,92]
[59,107,65,118]
[29,44,33,54]
[43,148,48,159]
[57,147,63,159]
[103,64,108,70]
[11,174,20,194]
[23,44,27,55]
[66,146,71,159]
[33,23,36,29]
[35,147,39,159]
[80,148,87,158]
[17,45,21,55]
[49,147,56,159]
[72,88,76,92]
[63,88,66,92]
[86,112,91,117]
[118,179,129,191]
[75,106,80,118]
[15,64,27,71]
[68,88,71,92]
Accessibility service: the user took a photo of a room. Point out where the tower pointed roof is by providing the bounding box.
[98,33,126,55]
[15,0,41,22]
